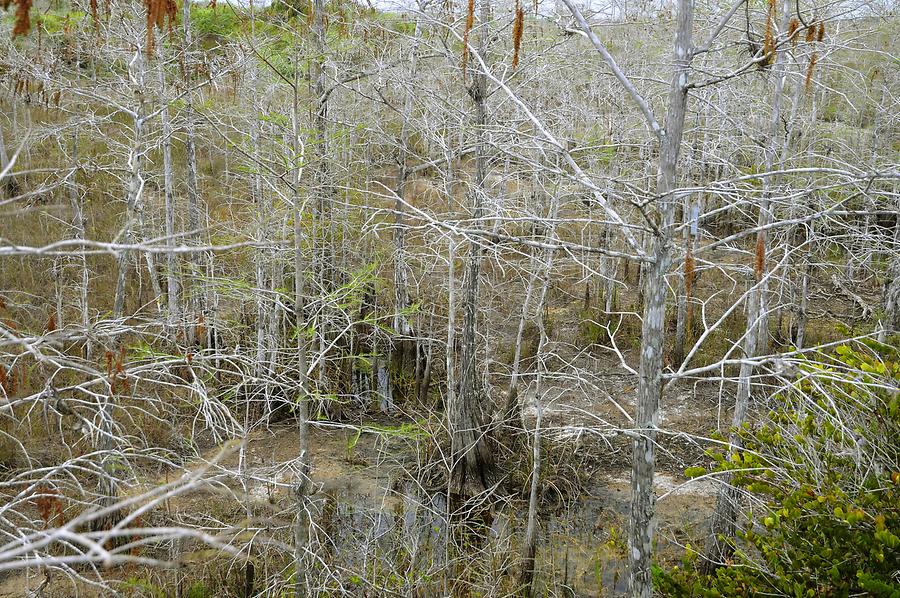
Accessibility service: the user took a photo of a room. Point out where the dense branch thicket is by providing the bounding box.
[0,0,897,595]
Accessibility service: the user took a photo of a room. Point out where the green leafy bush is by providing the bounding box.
[191,6,241,38]
[657,341,900,597]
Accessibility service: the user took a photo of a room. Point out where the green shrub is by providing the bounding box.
[191,6,241,38]
[656,340,900,596]
[186,581,214,598]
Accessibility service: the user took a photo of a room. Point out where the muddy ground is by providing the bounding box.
[1,381,721,597]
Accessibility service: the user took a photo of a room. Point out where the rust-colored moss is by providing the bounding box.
[805,22,816,42]
[787,18,799,46]
[805,52,818,92]
[462,0,474,78]
[90,0,98,32]
[512,1,524,68]
[762,0,776,66]
[12,0,32,38]
[754,232,766,280]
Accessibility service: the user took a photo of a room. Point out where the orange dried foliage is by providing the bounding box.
[511,1,524,69]
[787,18,799,46]
[817,21,825,41]
[90,0,99,32]
[12,0,32,38]
[195,313,207,343]
[805,52,818,92]
[145,0,177,57]
[106,348,129,393]
[146,0,158,55]
[166,0,176,35]
[156,0,166,29]
[1,365,25,395]
[805,22,816,42]
[33,485,65,528]
[46,313,56,333]
[462,0,474,78]
[754,233,766,280]
[762,0,776,66]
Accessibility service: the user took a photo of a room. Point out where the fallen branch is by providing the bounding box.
[831,274,874,320]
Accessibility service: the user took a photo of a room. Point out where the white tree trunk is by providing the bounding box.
[446,238,458,413]
[68,133,91,358]
[157,39,180,333]
[628,0,693,594]
[0,123,10,198]
[290,38,311,595]
[519,250,555,594]
[113,49,147,320]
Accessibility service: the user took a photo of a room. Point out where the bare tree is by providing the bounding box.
[450,0,495,499]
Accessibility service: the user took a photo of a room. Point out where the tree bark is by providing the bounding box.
[881,199,900,341]
[519,255,554,595]
[0,117,15,199]
[628,0,693,595]
[252,110,268,384]
[450,0,495,498]
[504,266,537,422]
[157,39,180,334]
[673,196,698,366]
[290,32,312,598]
[418,325,434,405]
[182,0,207,346]
[519,394,542,596]
[68,133,91,358]
[446,238,458,413]
[113,49,147,320]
